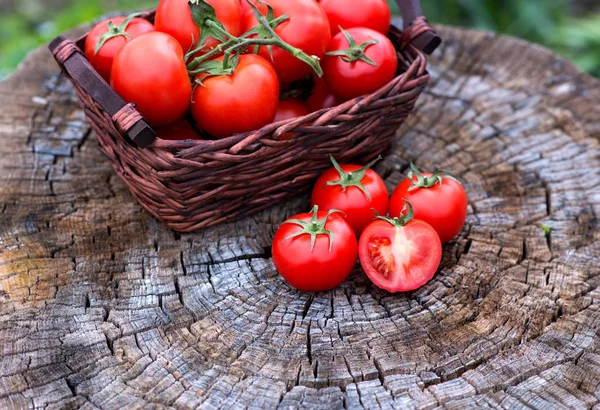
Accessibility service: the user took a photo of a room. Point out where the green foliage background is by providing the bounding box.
[1,0,599,79]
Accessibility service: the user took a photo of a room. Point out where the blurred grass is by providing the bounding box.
[0,0,599,79]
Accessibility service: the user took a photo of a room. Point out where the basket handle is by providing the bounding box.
[48,35,157,148]
[396,0,441,54]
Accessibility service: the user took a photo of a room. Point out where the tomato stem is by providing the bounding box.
[186,0,323,77]
[407,162,461,192]
[374,200,414,227]
[324,155,382,201]
[325,27,379,66]
[281,205,344,252]
[94,12,140,56]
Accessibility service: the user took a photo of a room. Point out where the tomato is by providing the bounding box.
[307,75,345,112]
[390,164,468,243]
[84,16,154,82]
[274,99,309,122]
[111,32,192,127]
[319,0,391,36]
[274,99,309,140]
[359,204,442,293]
[242,0,331,83]
[311,156,388,235]
[155,0,243,55]
[191,54,279,138]
[238,0,252,15]
[156,119,201,140]
[272,206,357,292]
[323,27,398,100]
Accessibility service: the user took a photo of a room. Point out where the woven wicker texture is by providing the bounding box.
[53,12,433,232]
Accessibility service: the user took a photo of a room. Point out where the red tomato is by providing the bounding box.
[156,119,201,140]
[191,54,279,138]
[84,16,154,82]
[272,207,358,292]
[155,0,243,55]
[311,156,388,235]
[359,208,442,293]
[307,75,345,112]
[320,0,391,36]
[323,27,398,100]
[238,0,252,15]
[390,165,468,243]
[111,32,192,127]
[242,0,331,83]
[274,99,309,140]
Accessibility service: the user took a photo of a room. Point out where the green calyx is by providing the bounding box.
[407,162,461,192]
[374,200,414,228]
[325,27,379,66]
[94,13,139,56]
[325,155,381,201]
[282,206,344,252]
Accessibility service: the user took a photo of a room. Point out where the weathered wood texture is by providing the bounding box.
[1,26,600,409]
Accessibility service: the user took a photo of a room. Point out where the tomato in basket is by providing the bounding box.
[274,99,310,140]
[242,0,331,83]
[110,31,192,127]
[155,0,243,55]
[190,54,280,138]
[323,27,398,100]
[307,75,345,112]
[84,15,155,83]
[319,0,391,36]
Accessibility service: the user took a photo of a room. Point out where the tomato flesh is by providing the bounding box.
[359,220,442,292]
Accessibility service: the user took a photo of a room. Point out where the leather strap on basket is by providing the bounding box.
[113,104,143,135]
[400,16,434,50]
[396,0,441,54]
[52,39,79,64]
[48,35,157,148]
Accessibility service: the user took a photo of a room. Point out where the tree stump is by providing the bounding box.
[1,25,600,409]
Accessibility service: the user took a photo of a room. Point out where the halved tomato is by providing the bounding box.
[358,203,442,292]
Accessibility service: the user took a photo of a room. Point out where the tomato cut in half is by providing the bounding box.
[358,203,441,293]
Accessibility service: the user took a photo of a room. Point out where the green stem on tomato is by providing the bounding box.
[185,0,322,77]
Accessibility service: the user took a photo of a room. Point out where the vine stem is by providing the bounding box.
[186,13,322,77]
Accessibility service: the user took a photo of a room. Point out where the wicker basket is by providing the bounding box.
[49,0,440,232]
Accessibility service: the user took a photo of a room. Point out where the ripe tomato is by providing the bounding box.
[238,0,252,15]
[272,206,357,292]
[191,54,279,138]
[84,16,154,82]
[274,99,309,140]
[390,164,468,243]
[359,204,442,293]
[323,27,398,100]
[156,119,201,140]
[111,32,192,127]
[311,155,388,235]
[242,0,331,82]
[155,0,243,55]
[307,75,345,112]
[320,0,391,36]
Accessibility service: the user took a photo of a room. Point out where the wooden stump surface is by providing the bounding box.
[1,25,600,409]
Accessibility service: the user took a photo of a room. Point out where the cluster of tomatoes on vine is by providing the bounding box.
[272,157,468,293]
[84,0,398,140]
